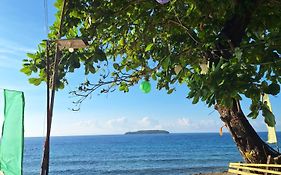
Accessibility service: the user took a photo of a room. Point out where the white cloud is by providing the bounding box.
[138,117,152,127]
[44,116,164,136]
[137,117,163,130]
[197,118,219,130]
[106,117,127,129]
[23,113,46,137]
[0,38,35,55]
[0,55,22,69]
[0,38,36,69]
[177,118,192,127]
[75,120,98,128]
[164,117,223,133]
[25,111,273,137]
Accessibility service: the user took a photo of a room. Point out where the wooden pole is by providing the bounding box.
[265,155,271,175]
[40,0,67,174]
[40,40,50,175]
[40,41,62,175]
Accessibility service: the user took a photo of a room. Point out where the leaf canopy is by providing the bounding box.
[22,0,281,116]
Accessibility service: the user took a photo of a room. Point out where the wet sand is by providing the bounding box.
[194,172,233,175]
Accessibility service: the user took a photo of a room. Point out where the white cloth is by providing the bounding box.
[263,94,277,144]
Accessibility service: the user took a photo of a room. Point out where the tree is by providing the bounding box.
[22,0,281,163]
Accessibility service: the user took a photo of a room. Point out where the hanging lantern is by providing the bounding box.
[156,0,170,4]
[174,65,182,75]
[140,81,151,93]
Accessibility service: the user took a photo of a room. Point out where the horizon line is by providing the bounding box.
[25,131,278,138]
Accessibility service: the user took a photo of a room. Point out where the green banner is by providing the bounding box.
[0,90,24,175]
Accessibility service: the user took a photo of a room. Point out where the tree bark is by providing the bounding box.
[215,101,281,164]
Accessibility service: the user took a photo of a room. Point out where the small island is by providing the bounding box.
[125,130,170,135]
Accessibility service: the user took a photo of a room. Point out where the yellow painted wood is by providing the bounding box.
[229,164,281,175]
[228,169,259,175]
[229,162,281,168]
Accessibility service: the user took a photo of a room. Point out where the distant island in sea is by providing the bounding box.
[125,130,170,135]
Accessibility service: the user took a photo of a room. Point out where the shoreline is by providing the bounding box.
[195,172,233,175]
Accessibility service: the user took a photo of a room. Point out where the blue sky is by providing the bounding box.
[0,0,280,137]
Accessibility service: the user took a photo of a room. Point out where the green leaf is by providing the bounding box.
[26,53,37,59]
[261,105,276,127]
[58,82,65,89]
[145,43,153,52]
[192,94,200,104]
[167,88,175,94]
[95,48,107,61]
[20,67,32,76]
[249,103,260,112]
[28,78,42,86]
[247,112,259,119]
[113,63,119,70]
[88,65,96,74]
[234,48,242,60]
[162,57,170,70]
[267,83,280,95]
[151,73,157,81]
[187,90,195,98]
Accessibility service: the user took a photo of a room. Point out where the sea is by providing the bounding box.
[24,132,280,175]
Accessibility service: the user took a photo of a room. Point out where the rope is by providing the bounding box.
[42,0,48,157]
[44,0,49,36]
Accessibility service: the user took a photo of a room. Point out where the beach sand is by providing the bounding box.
[194,172,233,175]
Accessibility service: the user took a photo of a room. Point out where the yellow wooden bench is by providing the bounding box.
[228,162,281,175]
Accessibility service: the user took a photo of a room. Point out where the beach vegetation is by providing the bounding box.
[21,0,281,163]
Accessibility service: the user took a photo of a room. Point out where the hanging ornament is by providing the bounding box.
[68,48,74,53]
[219,125,226,136]
[174,65,182,75]
[199,61,209,74]
[140,80,151,93]
[156,0,170,4]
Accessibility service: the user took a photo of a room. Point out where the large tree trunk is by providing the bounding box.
[208,0,281,164]
[215,101,281,164]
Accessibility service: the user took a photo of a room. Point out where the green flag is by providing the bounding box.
[0,90,24,175]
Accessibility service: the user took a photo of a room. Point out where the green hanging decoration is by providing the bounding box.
[140,80,151,93]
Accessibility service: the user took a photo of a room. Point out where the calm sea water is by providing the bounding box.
[24,133,280,175]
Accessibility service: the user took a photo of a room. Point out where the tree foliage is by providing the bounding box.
[22,0,281,126]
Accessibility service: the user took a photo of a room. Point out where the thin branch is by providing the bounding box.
[168,19,199,44]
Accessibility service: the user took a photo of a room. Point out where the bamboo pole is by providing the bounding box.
[229,164,281,175]
[40,0,67,174]
[265,155,271,175]
[40,40,50,175]
[229,162,281,168]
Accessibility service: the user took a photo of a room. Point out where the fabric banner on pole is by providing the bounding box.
[262,94,277,144]
[0,89,24,175]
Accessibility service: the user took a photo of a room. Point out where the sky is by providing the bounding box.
[0,0,280,137]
